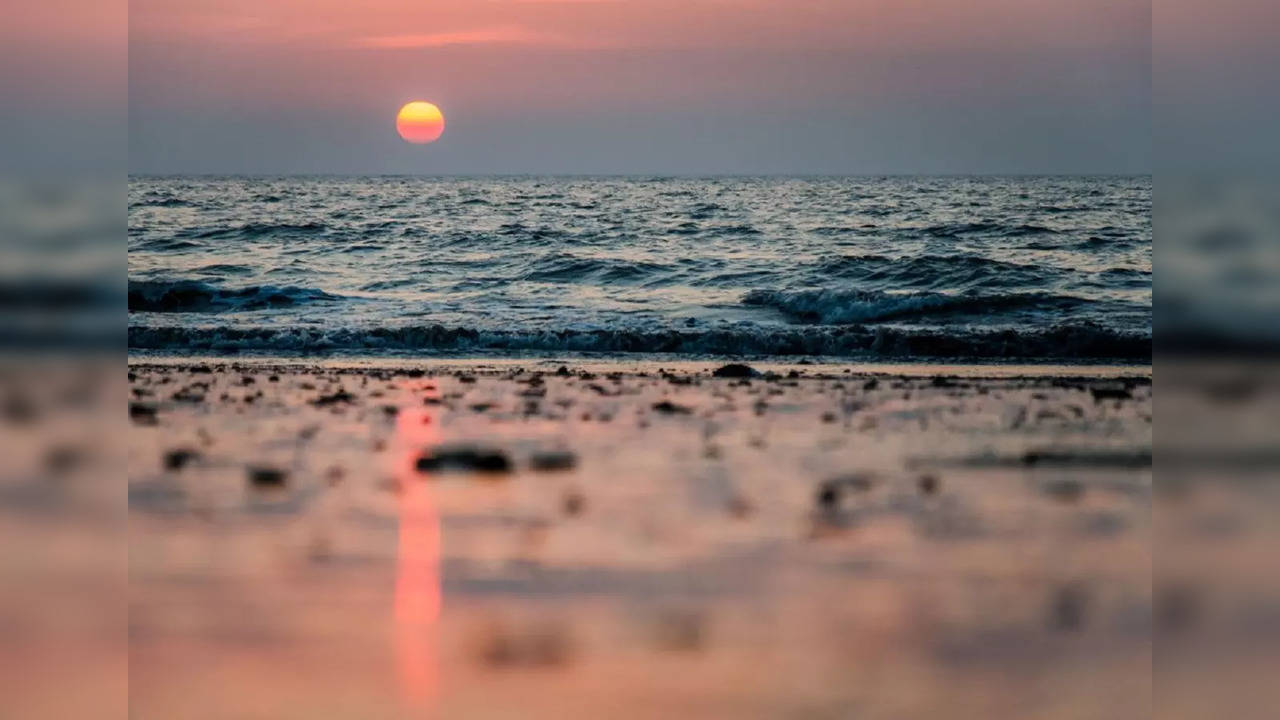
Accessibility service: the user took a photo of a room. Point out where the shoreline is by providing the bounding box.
[128,354,1152,379]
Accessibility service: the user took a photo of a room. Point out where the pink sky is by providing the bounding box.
[127,0,1153,174]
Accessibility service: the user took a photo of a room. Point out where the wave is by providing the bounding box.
[176,221,330,241]
[740,288,1094,325]
[522,254,676,284]
[128,279,343,313]
[921,222,1058,238]
[813,254,1068,291]
[132,196,194,208]
[127,322,1150,360]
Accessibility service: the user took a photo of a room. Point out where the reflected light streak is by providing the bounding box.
[393,382,442,708]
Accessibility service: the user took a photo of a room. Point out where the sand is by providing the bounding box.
[125,358,1152,719]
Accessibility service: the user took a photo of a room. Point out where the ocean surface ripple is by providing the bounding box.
[129,176,1151,360]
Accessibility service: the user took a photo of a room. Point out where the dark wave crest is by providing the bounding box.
[128,322,1149,360]
[128,280,343,313]
[740,288,1099,325]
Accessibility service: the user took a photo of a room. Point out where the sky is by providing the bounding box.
[125,0,1154,175]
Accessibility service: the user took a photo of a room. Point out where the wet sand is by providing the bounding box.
[126,359,1152,719]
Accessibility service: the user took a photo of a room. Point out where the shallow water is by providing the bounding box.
[128,176,1151,360]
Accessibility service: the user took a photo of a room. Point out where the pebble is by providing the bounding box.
[530,450,578,472]
[816,481,842,510]
[129,402,158,424]
[562,489,585,516]
[164,448,200,471]
[651,400,692,415]
[1048,583,1089,631]
[416,445,513,474]
[1090,385,1131,402]
[1042,478,1085,503]
[310,390,355,406]
[247,466,288,488]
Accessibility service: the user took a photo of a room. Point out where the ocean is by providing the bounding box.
[128,176,1151,361]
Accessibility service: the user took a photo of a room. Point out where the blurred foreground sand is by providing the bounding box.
[118,359,1156,719]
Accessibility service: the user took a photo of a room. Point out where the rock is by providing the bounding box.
[727,495,754,518]
[129,402,158,424]
[918,474,940,495]
[479,621,573,668]
[1042,478,1085,503]
[651,400,692,415]
[164,448,200,471]
[530,450,577,472]
[247,466,287,488]
[654,610,706,652]
[562,489,585,516]
[416,445,513,474]
[310,390,355,406]
[1090,385,1132,402]
[830,473,873,492]
[713,363,759,378]
[45,445,82,475]
[555,365,571,377]
[816,481,842,510]
[1048,583,1089,631]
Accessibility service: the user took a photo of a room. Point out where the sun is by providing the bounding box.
[396,101,445,144]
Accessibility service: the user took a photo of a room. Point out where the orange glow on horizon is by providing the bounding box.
[396,101,445,144]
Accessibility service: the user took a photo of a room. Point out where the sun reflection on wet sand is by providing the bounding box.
[392,384,442,710]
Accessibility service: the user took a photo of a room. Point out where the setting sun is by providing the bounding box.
[395,101,445,144]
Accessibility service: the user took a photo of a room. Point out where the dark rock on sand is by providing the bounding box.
[530,450,578,472]
[1156,583,1201,632]
[1090,385,1132,402]
[562,488,585,516]
[311,390,356,407]
[3,394,37,424]
[1048,583,1089,631]
[129,402,158,424]
[1041,478,1085,502]
[816,481,842,510]
[713,364,759,378]
[416,445,513,474]
[479,621,573,668]
[652,400,693,415]
[918,474,940,495]
[164,448,200,471]
[247,466,288,488]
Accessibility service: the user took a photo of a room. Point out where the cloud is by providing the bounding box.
[351,26,585,50]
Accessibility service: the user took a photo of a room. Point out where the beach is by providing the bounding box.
[127,358,1152,719]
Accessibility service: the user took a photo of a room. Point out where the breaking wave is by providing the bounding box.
[740,288,1099,325]
[128,280,344,313]
[128,322,1149,360]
